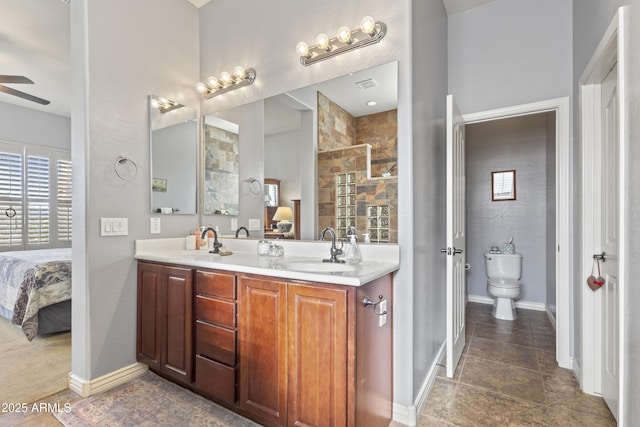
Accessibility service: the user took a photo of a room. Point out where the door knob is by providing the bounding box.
[593,252,606,262]
[453,247,463,255]
[440,248,450,255]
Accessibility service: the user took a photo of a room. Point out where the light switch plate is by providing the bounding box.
[248,218,261,231]
[101,218,128,236]
[150,217,161,234]
[231,218,238,231]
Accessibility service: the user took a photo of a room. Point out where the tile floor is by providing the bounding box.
[1,303,617,427]
[415,302,617,426]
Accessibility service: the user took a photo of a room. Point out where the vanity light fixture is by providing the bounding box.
[196,66,256,99]
[150,96,183,114]
[296,15,387,66]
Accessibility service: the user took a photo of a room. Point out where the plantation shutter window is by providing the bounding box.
[0,141,71,251]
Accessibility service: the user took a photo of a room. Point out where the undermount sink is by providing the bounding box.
[279,259,357,273]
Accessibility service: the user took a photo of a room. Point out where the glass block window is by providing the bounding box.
[335,172,356,239]
[367,205,390,243]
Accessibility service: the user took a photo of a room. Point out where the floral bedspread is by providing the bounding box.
[0,248,71,340]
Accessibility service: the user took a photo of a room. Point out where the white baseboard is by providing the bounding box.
[545,305,557,329]
[69,362,148,397]
[392,341,446,426]
[468,294,546,311]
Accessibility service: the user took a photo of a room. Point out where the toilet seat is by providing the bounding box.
[488,278,520,289]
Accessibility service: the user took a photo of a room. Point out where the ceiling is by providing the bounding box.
[0,0,492,118]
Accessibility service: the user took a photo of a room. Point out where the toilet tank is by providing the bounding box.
[484,253,522,279]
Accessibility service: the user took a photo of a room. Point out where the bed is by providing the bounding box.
[0,248,71,341]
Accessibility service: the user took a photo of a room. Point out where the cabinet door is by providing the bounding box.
[287,283,350,427]
[161,266,194,384]
[238,275,288,426]
[137,262,162,370]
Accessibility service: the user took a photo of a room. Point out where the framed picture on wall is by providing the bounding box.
[152,178,167,192]
[491,170,516,201]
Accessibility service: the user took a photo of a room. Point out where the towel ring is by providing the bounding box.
[248,178,262,195]
[114,156,138,181]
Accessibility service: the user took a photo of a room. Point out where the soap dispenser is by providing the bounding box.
[345,234,362,265]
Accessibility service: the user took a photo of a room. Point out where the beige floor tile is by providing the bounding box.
[473,321,535,347]
[446,383,539,427]
[533,331,556,352]
[466,336,538,370]
[459,356,546,404]
[421,378,458,421]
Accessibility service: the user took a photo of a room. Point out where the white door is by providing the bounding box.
[600,64,619,419]
[445,95,466,378]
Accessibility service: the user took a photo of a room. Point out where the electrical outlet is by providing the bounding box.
[231,218,238,231]
[379,299,388,327]
[248,218,261,231]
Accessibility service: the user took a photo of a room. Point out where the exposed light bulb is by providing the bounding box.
[207,76,218,88]
[158,97,169,106]
[150,98,160,108]
[337,26,352,43]
[366,100,377,106]
[315,33,330,50]
[220,71,232,84]
[196,82,207,93]
[360,16,376,34]
[296,41,310,57]
[233,66,246,79]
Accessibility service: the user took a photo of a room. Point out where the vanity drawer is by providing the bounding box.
[195,355,236,405]
[196,321,236,366]
[195,270,236,299]
[195,295,236,327]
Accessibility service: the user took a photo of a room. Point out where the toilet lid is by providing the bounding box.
[488,278,520,288]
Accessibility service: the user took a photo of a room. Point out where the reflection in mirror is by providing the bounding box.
[315,62,398,242]
[149,94,197,214]
[203,115,240,215]
[263,62,399,243]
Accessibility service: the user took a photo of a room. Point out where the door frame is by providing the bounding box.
[463,96,571,370]
[579,7,627,422]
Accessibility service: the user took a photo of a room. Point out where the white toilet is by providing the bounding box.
[484,252,522,320]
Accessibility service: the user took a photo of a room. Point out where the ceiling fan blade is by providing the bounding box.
[0,85,50,105]
[0,75,34,84]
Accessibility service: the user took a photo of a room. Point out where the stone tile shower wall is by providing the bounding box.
[204,124,239,215]
[317,93,398,243]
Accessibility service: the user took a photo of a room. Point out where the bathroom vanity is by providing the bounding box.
[135,238,398,427]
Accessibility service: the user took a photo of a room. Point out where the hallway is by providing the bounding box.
[417,303,616,426]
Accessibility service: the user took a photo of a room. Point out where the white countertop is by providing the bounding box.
[135,238,400,287]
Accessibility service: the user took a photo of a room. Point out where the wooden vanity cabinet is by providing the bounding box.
[193,269,238,405]
[137,262,193,386]
[238,274,288,426]
[238,273,393,427]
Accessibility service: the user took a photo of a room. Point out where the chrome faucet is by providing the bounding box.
[235,226,250,238]
[320,227,345,263]
[201,227,222,254]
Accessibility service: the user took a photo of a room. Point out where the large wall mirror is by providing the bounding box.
[149,94,197,214]
[264,61,398,243]
[202,115,240,215]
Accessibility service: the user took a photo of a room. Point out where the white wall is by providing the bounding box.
[265,129,302,210]
[465,114,551,304]
[0,102,70,150]
[410,0,449,405]
[448,0,572,114]
[71,0,200,379]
